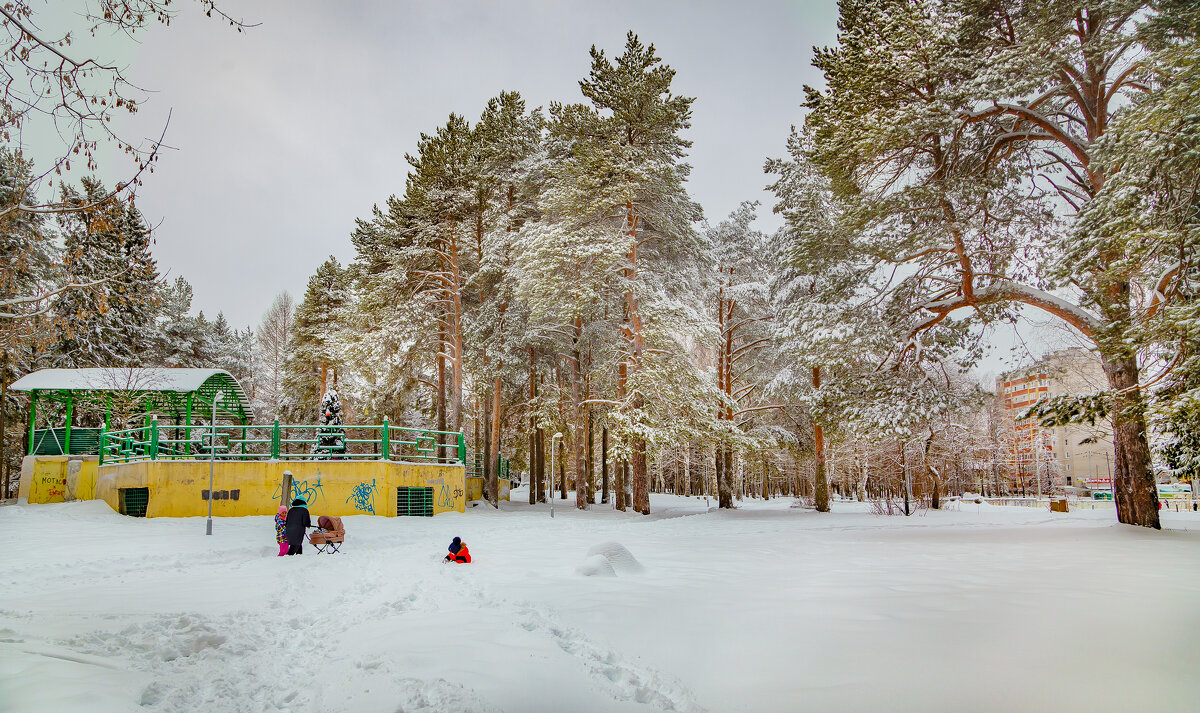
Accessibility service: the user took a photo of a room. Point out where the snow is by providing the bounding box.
[2,494,1198,713]
[9,368,236,393]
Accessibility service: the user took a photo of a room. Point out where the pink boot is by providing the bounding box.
[278,542,288,556]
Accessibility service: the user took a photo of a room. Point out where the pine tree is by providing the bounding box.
[316,387,346,454]
[0,150,54,496]
[52,177,160,368]
[794,0,1174,527]
[283,256,349,421]
[544,31,703,513]
[154,276,213,368]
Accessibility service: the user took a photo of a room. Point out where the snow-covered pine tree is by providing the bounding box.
[545,31,703,513]
[0,150,55,496]
[283,256,349,422]
[466,91,544,506]
[154,276,215,368]
[706,202,776,509]
[52,177,160,368]
[797,0,1178,528]
[316,387,345,454]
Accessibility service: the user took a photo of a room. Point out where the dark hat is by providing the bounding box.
[449,536,462,554]
[292,498,306,506]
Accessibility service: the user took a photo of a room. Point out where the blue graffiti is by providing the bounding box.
[437,484,460,509]
[346,478,377,514]
[275,477,324,507]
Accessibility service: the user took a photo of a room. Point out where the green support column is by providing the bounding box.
[151,416,161,460]
[457,431,466,464]
[64,391,74,454]
[27,390,36,455]
[98,424,106,466]
[104,394,111,431]
[271,419,280,459]
[381,418,390,461]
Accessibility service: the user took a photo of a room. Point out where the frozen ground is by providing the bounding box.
[1,491,1198,713]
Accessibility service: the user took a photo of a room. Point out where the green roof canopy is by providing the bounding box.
[11,368,252,425]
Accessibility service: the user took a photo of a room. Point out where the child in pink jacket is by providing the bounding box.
[275,505,288,556]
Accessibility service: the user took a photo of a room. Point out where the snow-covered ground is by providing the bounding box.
[2,491,1198,713]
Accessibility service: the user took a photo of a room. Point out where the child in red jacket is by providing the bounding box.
[443,536,471,563]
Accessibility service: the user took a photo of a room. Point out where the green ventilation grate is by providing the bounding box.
[119,487,149,517]
[396,486,433,517]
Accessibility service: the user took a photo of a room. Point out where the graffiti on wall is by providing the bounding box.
[345,478,377,514]
[275,476,325,507]
[437,484,463,509]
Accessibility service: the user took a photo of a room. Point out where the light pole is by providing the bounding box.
[550,432,562,518]
[206,391,224,536]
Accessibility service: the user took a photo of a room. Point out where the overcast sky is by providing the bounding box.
[48,0,1064,380]
[91,0,840,330]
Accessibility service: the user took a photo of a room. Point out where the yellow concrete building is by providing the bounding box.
[20,455,466,517]
[12,367,483,517]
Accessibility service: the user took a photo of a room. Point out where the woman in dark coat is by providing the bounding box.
[284,498,312,555]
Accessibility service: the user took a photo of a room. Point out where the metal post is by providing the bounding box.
[381,418,390,461]
[27,390,36,455]
[64,391,74,454]
[271,419,280,459]
[207,391,224,536]
[149,415,159,460]
[551,432,563,518]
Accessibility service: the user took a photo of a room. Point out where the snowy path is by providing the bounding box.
[1,494,1198,713]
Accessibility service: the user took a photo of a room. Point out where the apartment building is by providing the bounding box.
[997,348,1114,493]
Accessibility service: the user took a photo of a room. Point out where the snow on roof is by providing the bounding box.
[10,368,239,393]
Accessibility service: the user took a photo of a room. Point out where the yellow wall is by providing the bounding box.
[18,456,97,504]
[465,476,513,502]
[92,459,466,517]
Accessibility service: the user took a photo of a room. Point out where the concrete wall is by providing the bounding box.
[92,459,466,517]
[16,456,463,517]
[465,476,513,502]
[18,456,98,504]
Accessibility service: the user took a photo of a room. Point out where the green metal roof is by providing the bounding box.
[11,368,253,424]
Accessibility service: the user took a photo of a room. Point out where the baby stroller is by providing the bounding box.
[308,515,345,554]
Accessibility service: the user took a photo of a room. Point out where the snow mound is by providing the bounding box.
[576,554,616,577]
[583,541,644,575]
[944,495,994,511]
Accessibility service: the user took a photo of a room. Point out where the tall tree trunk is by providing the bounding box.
[1102,353,1160,528]
[623,202,650,515]
[536,427,546,503]
[1,377,7,499]
[601,424,609,504]
[572,317,587,510]
[482,391,493,505]
[436,325,447,462]
[925,430,941,510]
[813,366,830,512]
[559,436,567,500]
[586,405,595,504]
[529,348,537,505]
[615,361,627,511]
[489,375,502,508]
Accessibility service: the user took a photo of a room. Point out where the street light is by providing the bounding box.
[206,391,224,536]
[550,432,563,518]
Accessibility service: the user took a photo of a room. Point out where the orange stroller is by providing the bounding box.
[308,515,345,554]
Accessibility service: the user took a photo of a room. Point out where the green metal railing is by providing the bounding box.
[98,418,467,466]
[465,451,511,481]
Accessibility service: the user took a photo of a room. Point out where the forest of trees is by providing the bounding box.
[2,3,1197,529]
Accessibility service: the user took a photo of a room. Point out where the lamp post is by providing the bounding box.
[550,432,563,518]
[206,391,224,536]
